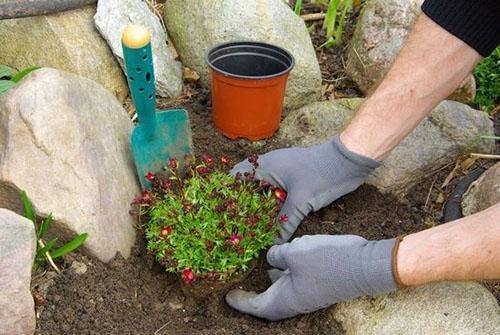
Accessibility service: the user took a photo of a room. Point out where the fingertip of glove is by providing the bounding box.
[225,289,258,310]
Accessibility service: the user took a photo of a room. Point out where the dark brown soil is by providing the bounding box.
[33,2,498,335]
[34,181,432,335]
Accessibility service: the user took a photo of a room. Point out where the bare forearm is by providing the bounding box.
[397,203,500,286]
[340,14,482,160]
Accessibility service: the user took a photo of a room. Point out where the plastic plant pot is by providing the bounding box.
[207,41,294,140]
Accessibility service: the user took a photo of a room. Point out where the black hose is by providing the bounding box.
[443,167,486,223]
[0,0,97,20]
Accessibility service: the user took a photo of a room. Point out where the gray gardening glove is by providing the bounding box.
[232,135,380,243]
[226,234,399,321]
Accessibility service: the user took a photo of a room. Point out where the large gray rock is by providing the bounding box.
[346,0,475,104]
[0,209,36,335]
[94,0,183,98]
[278,99,495,194]
[462,162,500,216]
[164,0,322,110]
[0,68,139,262]
[332,282,500,335]
[0,5,128,101]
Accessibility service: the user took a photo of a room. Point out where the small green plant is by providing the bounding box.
[0,64,40,96]
[132,155,285,284]
[320,0,353,48]
[21,191,88,272]
[473,47,499,114]
[293,0,354,48]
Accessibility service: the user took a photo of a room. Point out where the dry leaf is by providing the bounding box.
[183,67,200,82]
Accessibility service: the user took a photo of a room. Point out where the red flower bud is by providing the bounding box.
[168,158,178,170]
[145,171,155,182]
[228,234,243,246]
[141,190,153,204]
[274,188,287,202]
[245,214,257,226]
[207,271,218,281]
[221,155,231,165]
[279,214,288,222]
[248,154,258,166]
[201,154,215,166]
[182,268,195,284]
[196,166,210,175]
[160,226,172,237]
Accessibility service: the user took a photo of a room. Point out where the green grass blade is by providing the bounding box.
[20,191,36,223]
[318,36,335,49]
[11,66,40,83]
[0,80,16,96]
[294,0,303,15]
[333,0,351,45]
[36,238,58,259]
[0,64,15,79]
[50,233,88,259]
[324,0,340,38]
[38,213,53,240]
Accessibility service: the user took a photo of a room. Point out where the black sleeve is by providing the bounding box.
[422,0,500,57]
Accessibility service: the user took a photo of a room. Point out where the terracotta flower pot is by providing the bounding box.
[207,41,294,141]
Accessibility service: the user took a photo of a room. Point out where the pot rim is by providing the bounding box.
[206,40,295,80]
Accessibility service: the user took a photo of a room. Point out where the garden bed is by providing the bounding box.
[33,89,500,335]
[32,3,499,333]
[34,82,443,335]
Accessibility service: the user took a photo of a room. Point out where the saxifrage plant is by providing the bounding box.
[21,191,88,272]
[132,154,287,285]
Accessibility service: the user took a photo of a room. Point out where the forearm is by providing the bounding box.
[340,14,482,160]
[397,203,500,286]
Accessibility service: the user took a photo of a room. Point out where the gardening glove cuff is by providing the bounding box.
[350,238,400,296]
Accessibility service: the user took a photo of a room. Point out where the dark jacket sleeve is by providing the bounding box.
[422,0,500,57]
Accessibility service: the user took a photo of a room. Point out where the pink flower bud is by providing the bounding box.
[274,188,287,202]
[221,155,231,165]
[145,172,155,182]
[182,268,195,284]
[160,226,172,237]
[279,214,288,222]
[201,154,215,166]
[228,234,243,246]
[168,158,178,170]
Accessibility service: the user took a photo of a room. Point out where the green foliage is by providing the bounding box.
[21,191,88,270]
[294,0,303,15]
[134,155,284,283]
[321,0,352,48]
[0,64,40,96]
[473,47,499,114]
[293,0,354,48]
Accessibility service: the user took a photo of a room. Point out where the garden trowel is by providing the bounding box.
[122,25,192,189]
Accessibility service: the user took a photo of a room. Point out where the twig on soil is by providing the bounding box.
[352,47,366,69]
[323,76,347,83]
[470,153,500,160]
[424,176,438,211]
[154,321,172,335]
[301,12,326,22]
[38,239,61,273]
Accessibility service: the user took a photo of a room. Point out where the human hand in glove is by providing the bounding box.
[226,234,402,321]
[231,135,380,243]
